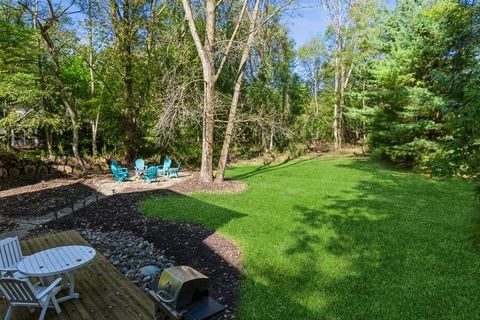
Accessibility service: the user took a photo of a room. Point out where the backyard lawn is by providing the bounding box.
[141,157,480,319]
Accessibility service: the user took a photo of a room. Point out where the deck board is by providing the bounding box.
[0,231,154,320]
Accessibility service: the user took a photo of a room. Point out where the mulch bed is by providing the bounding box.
[0,175,104,218]
[0,219,17,233]
[169,173,247,194]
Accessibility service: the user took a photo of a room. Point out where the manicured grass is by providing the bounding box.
[141,157,480,319]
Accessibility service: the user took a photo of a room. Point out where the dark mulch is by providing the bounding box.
[36,189,243,317]
[0,179,98,218]
[0,173,65,191]
[0,172,245,219]
[0,218,17,232]
[169,173,247,194]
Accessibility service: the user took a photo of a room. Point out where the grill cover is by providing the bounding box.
[157,266,209,310]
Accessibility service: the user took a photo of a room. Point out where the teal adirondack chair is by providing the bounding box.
[135,159,147,175]
[167,162,182,178]
[111,164,130,182]
[158,158,172,176]
[143,166,159,183]
[111,160,128,172]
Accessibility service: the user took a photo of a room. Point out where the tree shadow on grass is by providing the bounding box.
[279,160,480,319]
[228,156,321,181]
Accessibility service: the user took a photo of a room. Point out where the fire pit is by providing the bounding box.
[149,266,226,320]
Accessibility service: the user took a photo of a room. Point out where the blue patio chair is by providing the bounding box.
[158,158,172,176]
[143,166,159,183]
[135,159,147,175]
[111,164,130,182]
[111,160,128,173]
[167,162,182,178]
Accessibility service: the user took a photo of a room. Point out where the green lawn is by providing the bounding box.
[141,157,480,319]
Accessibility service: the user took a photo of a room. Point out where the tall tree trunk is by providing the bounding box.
[87,0,99,157]
[361,79,367,153]
[91,113,99,157]
[337,59,345,149]
[123,0,135,162]
[45,127,53,155]
[200,80,215,182]
[146,0,157,53]
[123,42,135,162]
[215,0,261,182]
[313,76,319,116]
[110,0,136,162]
[24,0,84,167]
[333,52,340,150]
[34,0,53,156]
[182,0,267,182]
[198,0,216,182]
[333,31,346,150]
[10,129,15,147]
[181,0,217,182]
[321,0,352,151]
[40,28,85,169]
[269,116,275,152]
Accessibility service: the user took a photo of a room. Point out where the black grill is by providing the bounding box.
[149,266,225,320]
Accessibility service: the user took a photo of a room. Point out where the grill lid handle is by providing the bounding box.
[157,290,175,303]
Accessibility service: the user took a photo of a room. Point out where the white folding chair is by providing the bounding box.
[0,277,62,320]
[0,237,26,278]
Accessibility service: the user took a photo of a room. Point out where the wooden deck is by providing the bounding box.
[0,231,154,320]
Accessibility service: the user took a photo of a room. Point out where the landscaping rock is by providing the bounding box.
[79,228,175,290]
[139,265,160,278]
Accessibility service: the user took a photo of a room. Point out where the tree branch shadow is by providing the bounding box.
[277,160,479,319]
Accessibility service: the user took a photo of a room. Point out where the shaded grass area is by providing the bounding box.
[141,157,479,319]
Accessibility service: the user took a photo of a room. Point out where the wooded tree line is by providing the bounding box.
[298,0,479,187]
[0,0,478,184]
[1,0,304,182]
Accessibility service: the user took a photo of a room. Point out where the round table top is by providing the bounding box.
[18,245,96,277]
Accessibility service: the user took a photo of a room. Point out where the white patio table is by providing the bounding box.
[17,245,96,303]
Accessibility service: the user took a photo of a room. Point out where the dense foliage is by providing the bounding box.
[0,0,478,184]
[298,0,479,186]
[0,0,308,168]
